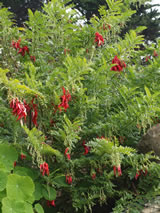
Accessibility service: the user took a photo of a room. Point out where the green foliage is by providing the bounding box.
[35,204,44,213]
[6,174,35,202]
[42,186,56,201]
[2,197,33,213]
[0,144,18,171]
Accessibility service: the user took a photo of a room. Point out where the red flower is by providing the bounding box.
[12,39,30,57]
[145,55,151,62]
[113,165,122,177]
[94,32,104,47]
[20,154,26,160]
[30,55,36,62]
[10,97,38,125]
[117,165,122,176]
[23,100,31,113]
[50,119,55,127]
[13,161,17,167]
[113,166,117,176]
[10,98,16,109]
[82,141,89,155]
[58,87,71,111]
[135,169,148,180]
[64,147,71,160]
[32,107,38,126]
[135,171,141,180]
[18,46,29,56]
[153,50,158,57]
[144,169,148,176]
[111,56,126,72]
[10,98,27,121]
[107,24,111,30]
[47,200,55,207]
[84,146,89,155]
[40,162,49,176]
[66,175,72,184]
[12,39,21,50]
[91,173,96,180]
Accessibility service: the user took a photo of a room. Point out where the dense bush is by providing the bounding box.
[1,0,160,212]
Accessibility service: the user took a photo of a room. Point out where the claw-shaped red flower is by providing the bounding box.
[18,46,29,56]
[113,165,122,177]
[58,87,71,112]
[91,173,96,180]
[111,56,126,72]
[20,154,26,160]
[64,147,71,160]
[40,162,49,176]
[30,55,36,62]
[66,174,72,184]
[94,32,104,47]
[82,141,89,155]
[12,38,21,50]
[10,98,27,121]
[47,200,55,207]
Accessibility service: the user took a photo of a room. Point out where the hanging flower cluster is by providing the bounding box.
[64,147,71,160]
[145,55,151,62]
[40,162,49,176]
[94,32,104,47]
[10,97,38,126]
[20,154,26,160]
[14,161,17,167]
[66,174,72,184]
[12,39,21,50]
[30,55,36,62]
[10,98,27,121]
[18,46,29,56]
[23,100,31,113]
[113,165,122,177]
[111,56,126,72]
[58,87,71,111]
[145,50,158,62]
[135,169,148,180]
[153,50,158,57]
[91,172,96,180]
[47,200,55,207]
[12,38,36,62]
[12,39,29,56]
[82,141,89,155]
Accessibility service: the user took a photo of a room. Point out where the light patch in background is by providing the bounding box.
[146,0,160,17]
[151,0,160,4]
[150,0,160,11]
